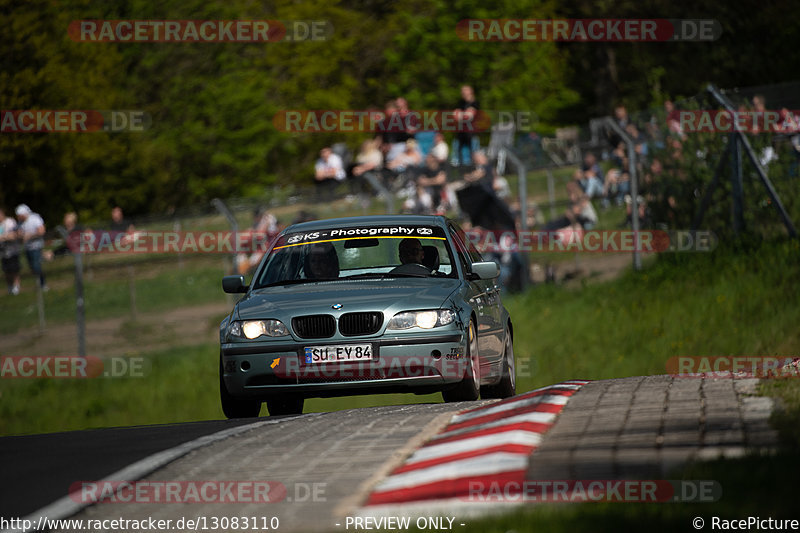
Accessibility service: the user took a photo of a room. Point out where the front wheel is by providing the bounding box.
[443,320,480,402]
[481,327,516,399]
[220,358,262,419]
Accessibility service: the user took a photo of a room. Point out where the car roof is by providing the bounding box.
[283,215,449,234]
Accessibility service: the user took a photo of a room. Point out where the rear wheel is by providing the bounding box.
[219,358,262,419]
[443,320,480,402]
[266,397,305,416]
[481,327,516,399]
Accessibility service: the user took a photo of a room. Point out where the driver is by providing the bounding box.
[304,242,339,279]
[398,238,424,265]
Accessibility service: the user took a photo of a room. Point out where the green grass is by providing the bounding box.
[509,239,800,391]
[0,344,220,435]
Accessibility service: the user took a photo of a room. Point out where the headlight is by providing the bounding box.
[387,309,455,330]
[228,319,289,339]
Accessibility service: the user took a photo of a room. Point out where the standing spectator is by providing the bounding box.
[237,207,279,274]
[53,211,85,257]
[110,206,134,233]
[463,150,496,193]
[379,99,407,165]
[0,208,21,295]
[314,146,346,200]
[15,204,47,291]
[453,85,480,166]
[607,104,629,148]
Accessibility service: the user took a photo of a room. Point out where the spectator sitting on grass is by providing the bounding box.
[601,168,631,208]
[351,137,384,192]
[314,146,346,200]
[431,132,449,164]
[543,181,598,232]
[387,139,422,174]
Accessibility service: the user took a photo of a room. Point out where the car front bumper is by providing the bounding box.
[221,332,468,399]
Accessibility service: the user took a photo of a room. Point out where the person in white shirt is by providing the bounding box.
[15,204,47,291]
[0,208,21,295]
[314,147,346,200]
[431,132,449,164]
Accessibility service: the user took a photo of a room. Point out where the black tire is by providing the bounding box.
[481,327,516,399]
[266,397,305,416]
[219,358,262,419]
[442,320,480,402]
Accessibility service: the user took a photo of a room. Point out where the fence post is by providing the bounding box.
[730,133,745,235]
[127,264,137,321]
[174,219,184,269]
[211,198,239,275]
[503,147,529,291]
[546,168,557,220]
[35,283,46,332]
[56,226,85,357]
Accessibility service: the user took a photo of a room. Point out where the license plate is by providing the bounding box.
[304,344,373,364]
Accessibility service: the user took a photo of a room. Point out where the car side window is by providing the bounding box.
[448,224,473,276]
[449,222,484,264]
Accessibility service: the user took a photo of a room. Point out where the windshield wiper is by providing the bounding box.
[342,272,429,279]
[256,278,339,288]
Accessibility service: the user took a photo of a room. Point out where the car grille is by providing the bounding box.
[292,314,336,338]
[338,312,384,336]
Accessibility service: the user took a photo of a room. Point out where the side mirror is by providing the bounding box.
[222,275,248,294]
[469,261,500,280]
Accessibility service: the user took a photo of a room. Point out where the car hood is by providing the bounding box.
[236,278,461,320]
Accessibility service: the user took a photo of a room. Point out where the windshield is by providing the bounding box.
[252,225,457,288]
